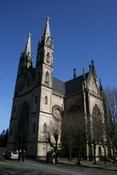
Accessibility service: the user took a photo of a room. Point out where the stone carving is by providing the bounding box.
[52,105,62,121]
[53,108,61,119]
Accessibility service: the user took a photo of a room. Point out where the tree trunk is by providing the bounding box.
[55,139,57,151]
[104,146,106,164]
[113,147,116,163]
[69,144,72,161]
[93,145,96,164]
[77,148,81,165]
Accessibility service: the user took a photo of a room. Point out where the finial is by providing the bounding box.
[52,38,54,49]
[99,79,103,93]
[28,33,31,37]
[83,67,86,84]
[46,16,50,21]
[73,68,76,79]
[99,79,101,85]
[89,64,91,71]
[91,60,94,66]
[31,53,33,60]
[83,68,85,75]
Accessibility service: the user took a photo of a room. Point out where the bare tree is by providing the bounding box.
[87,106,103,164]
[63,111,87,165]
[103,87,117,163]
[62,115,74,161]
[45,120,61,152]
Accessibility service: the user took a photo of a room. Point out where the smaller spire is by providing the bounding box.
[89,64,91,71]
[52,38,54,49]
[83,68,86,88]
[43,16,51,39]
[99,79,103,93]
[24,33,31,58]
[73,68,76,79]
[83,68,86,79]
[91,60,96,74]
[83,68,85,75]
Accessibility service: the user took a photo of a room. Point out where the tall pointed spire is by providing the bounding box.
[19,33,33,69]
[24,33,31,58]
[43,16,51,38]
[41,16,52,47]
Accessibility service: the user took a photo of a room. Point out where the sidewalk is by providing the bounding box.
[57,158,117,171]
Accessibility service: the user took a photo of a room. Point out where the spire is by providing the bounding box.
[73,68,76,79]
[24,33,31,58]
[44,16,51,37]
[99,79,103,94]
[19,33,33,69]
[42,16,51,46]
[91,60,98,87]
[83,68,86,88]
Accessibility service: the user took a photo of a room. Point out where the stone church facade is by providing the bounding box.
[7,17,106,160]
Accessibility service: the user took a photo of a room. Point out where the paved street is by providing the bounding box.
[0,159,117,175]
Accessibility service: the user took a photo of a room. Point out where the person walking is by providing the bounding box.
[22,150,26,162]
[18,150,22,162]
[55,151,57,163]
[52,151,56,164]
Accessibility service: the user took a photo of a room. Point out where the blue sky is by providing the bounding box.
[0,0,117,133]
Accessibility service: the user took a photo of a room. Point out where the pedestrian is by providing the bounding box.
[55,151,57,163]
[22,150,26,162]
[18,150,22,162]
[52,151,56,164]
[48,151,52,163]
[46,152,49,163]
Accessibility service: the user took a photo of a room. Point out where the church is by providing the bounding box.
[7,17,105,160]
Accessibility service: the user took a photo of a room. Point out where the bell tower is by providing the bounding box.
[35,16,54,88]
[35,17,54,158]
[14,33,33,97]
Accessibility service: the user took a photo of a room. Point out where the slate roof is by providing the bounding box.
[65,72,89,95]
[52,72,89,95]
[52,77,65,94]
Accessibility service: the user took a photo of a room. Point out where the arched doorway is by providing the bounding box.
[17,101,29,152]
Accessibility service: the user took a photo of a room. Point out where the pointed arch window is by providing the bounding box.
[27,77,30,86]
[92,105,102,141]
[46,52,50,63]
[35,95,38,104]
[33,122,36,133]
[45,96,48,104]
[43,123,47,132]
[45,72,49,83]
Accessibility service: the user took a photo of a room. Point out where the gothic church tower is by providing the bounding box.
[7,17,54,158]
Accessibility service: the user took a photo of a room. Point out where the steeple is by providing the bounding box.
[24,33,31,59]
[36,17,54,67]
[43,17,51,40]
[39,16,53,48]
[19,33,33,71]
